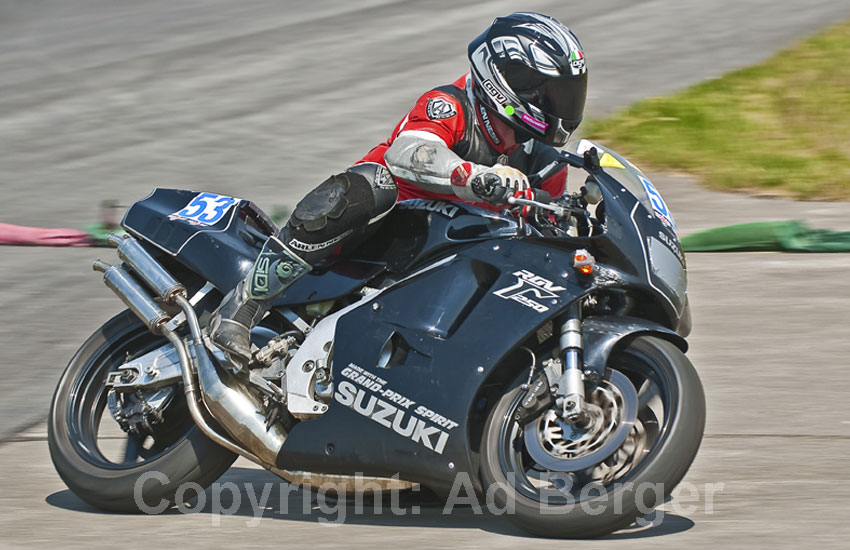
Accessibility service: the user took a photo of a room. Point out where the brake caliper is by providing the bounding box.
[513,374,555,426]
[107,387,174,436]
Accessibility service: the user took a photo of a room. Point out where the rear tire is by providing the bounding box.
[479,336,705,538]
[48,310,237,513]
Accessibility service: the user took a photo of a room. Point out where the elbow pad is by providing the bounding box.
[384,132,480,201]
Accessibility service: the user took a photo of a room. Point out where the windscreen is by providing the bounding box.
[569,139,678,234]
[568,139,686,309]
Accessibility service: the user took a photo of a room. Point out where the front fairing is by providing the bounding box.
[566,140,688,322]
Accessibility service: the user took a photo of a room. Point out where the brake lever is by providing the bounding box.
[507,196,567,217]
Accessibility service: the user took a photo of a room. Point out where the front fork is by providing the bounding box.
[555,302,587,423]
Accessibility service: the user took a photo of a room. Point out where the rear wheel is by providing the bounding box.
[479,336,705,538]
[48,310,236,513]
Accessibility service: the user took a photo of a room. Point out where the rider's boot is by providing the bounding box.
[209,236,311,369]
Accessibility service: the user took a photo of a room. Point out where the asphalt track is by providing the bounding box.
[1,1,849,547]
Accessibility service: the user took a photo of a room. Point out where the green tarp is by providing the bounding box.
[681,221,850,252]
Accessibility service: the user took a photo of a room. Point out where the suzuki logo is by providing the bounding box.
[397,199,460,218]
[334,381,450,454]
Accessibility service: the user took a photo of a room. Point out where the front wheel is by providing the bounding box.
[479,336,705,538]
[48,310,237,513]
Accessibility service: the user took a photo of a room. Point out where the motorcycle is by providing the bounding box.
[48,139,704,537]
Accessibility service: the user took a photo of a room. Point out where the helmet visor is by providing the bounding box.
[503,62,587,130]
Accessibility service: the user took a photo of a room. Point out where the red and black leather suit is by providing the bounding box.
[281,74,568,264]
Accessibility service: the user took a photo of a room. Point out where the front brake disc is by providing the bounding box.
[522,369,638,472]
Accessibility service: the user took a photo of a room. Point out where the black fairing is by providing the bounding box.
[590,167,688,325]
[277,239,585,490]
[276,197,687,490]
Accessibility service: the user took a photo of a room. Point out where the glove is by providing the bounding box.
[459,164,530,204]
[471,164,530,204]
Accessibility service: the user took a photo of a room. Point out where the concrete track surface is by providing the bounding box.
[1,1,849,547]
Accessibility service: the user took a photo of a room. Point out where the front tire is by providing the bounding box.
[479,336,705,538]
[48,310,237,513]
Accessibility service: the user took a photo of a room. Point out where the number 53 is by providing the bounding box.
[173,192,238,225]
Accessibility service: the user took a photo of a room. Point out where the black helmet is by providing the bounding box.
[468,12,588,147]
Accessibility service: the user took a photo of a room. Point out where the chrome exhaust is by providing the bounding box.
[95,237,287,469]
[93,260,170,333]
[106,234,186,304]
[175,295,287,467]
[162,329,266,464]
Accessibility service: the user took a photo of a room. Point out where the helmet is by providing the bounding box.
[468,12,588,147]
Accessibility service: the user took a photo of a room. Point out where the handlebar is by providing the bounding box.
[531,189,552,203]
[507,195,566,216]
[506,148,604,235]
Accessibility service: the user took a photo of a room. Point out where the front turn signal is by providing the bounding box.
[574,249,596,275]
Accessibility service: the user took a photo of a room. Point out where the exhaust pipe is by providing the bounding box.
[94,244,287,469]
[106,234,186,303]
[189,331,287,466]
[93,260,169,333]
[173,293,287,467]
[163,326,284,469]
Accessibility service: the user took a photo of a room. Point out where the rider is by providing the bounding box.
[210,12,589,368]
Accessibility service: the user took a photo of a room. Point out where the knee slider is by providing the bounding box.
[290,174,351,233]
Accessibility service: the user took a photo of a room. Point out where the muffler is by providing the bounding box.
[106,234,186,304]
[94,236,287,469]
[93,260,169,333]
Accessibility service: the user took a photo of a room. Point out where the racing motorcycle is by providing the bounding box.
[48,140,704,538]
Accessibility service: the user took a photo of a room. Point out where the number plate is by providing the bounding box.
[169,192,239,226]
[638,175,677,232]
